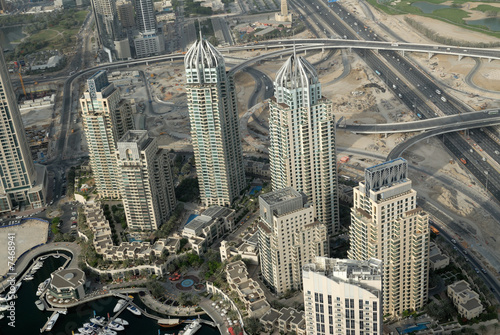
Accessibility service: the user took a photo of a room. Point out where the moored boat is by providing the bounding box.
[35,299,45,311]
[113,299,127,313]
[36,278,50,296]
[23,274,34,281]
[108,321,125,331]
[158,318,184,328]
[126,305,141,316]
[45,312,60,331]
[113,317,129,326]
[180,319,201,335]
[90,316,106,326]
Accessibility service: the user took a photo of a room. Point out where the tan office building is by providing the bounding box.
[184,39,245,206]
[258,187,328,294]
[348,158,430,315]
[80,70,134,198]
[117,130,176,231]
[269,53,339,235]
[0,50,47,212]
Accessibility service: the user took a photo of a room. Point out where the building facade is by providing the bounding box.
[0,50,47,212]
[80,70,134,198]
[258,187,328,294]
[185,39,246,206]
[116,0,135,29]
[302,257,383,335]
[133,0,163,58]
[116,130,176,231]
[269,53,339,234]
[348,158,430,315]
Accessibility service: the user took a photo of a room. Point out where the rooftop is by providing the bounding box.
[50,268,85,289]
[259,187,301,206]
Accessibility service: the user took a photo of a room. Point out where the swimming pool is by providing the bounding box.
[397,322,430,334]
[185,214,199,225]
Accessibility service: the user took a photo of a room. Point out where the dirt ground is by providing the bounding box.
[0,220,49,275]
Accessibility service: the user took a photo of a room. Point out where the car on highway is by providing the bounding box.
[451,239,456,244]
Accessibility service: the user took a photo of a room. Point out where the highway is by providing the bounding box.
[343,110,500,134]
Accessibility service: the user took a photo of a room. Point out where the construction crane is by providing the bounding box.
[18,71,26,97]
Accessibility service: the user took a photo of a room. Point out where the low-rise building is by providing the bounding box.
[429,242,449,270]
[220,240,259,265]
[447,280,483,320]
[182,206,235,255]
[47,268,86,300]
[226,260,270,318]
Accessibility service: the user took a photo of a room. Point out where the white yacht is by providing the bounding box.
[113,299,127,313]
[35,299,45,311]
[126,305,141,316]
[180,319,202,335]
[36,278,50,296]
[113,317,129,326]
[45,312,60,332]
[23,274,34,281]
[0,305,9,312]
[108,321,125,331]
[90,316,106,326]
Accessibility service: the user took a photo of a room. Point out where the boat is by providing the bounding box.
[0,305,8,312]
[90,316,106,326]
[23,274,34,281]
[159,318,184,328]
[83,322,98,329]
[0,294,16,303]
[113,299,127,313]
[108,321,125,331]
[126,305,141,316]
[32,261,43,270]
[45,312,60,332]
[53,254,60,258]
[12,282,21,294]
[35,299,45,311]
[179,319,202,335]
[101,327,117,335]
[113,317,129,326]
[77,327,95,334]
[0,313,4,320]
[40,255,48,260]
[36,278,50,296]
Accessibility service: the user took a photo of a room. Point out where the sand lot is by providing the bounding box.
[0,220,49,276]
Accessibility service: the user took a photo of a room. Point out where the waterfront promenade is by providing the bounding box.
[0,242,81,293]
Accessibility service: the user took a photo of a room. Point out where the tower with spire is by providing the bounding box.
[269,52,339,234]
[184,38,246,207]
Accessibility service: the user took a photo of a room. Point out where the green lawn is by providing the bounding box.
[30,29,59,41]
[365,0,500,39]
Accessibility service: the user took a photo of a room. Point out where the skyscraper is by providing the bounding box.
[133,0,164,58]
[80,70,134,198]
[116,130,176,231]
[303,257,383,335]
[0,51,47,212]
[185,39,245,207]
[258,187,328,294]
[116,0,135,29]
[91,0,121,46]
[348,158,430,315]
[269,53,339,234]
[275,0,292,22]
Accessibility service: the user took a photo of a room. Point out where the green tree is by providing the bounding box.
[244,317,262,335]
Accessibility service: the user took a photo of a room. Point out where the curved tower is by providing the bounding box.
[269,53,339,234]
[185,39,245,207]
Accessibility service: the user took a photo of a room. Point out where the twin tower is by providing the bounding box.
[185,39,340,235]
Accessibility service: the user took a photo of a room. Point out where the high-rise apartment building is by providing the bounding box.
[0,51,47,212]
[116,130,176,231]
[91,0,121,46]
[348,158,430,315]
[133,0,164,58]
[80,70,134,198]
[258,187,328,294]
[269,53,339,234]
[116,0,135,29]
[303,257,383,335]
[184,39,245,207]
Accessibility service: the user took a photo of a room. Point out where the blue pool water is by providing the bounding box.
[185,214,199,225]
[397,322,430,334]
[249,186,262,195]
